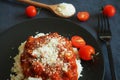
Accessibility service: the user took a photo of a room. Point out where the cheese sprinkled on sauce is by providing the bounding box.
[32,38,59,66]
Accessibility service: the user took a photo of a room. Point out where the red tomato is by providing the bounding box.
[25,6,37,17]
[71,36,86,48]
[78,45,95,60]
[103,4,116,17]
[77,12,90,21]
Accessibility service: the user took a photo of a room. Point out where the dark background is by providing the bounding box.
[0,0,120,80]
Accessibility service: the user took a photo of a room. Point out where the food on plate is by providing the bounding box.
[102,4,116,17]
[56,3,76,17]
[71,35,86,48]
[77,12,90,22]
[25,5,37,17]
[10,32,83,80]
[78,45,95,61]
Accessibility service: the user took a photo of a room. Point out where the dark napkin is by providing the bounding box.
[0,0,120,80]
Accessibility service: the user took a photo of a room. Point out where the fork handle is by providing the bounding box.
[106,41,116,80]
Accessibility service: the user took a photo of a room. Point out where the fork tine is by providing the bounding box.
[98,13,104,35]
[98,13,111,35]
[105,16,111,34]
[98,14,101,34]
[101,14,105,34]
[103,14,107,34]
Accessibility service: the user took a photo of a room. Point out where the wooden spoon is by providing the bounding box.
[18,0,75,18]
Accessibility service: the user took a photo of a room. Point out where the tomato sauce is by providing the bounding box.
[20,33,78,80]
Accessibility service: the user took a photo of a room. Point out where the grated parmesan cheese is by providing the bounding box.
[28,77,42,80]
[32,38,59,66]
[62,63,69,72]
[56,2,76,17]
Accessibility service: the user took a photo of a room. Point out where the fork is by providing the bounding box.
[98,13,116,80]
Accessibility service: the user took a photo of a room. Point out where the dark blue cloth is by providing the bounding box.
[0,0,120,80]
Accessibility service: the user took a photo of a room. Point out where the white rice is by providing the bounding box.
[10,33,83,80]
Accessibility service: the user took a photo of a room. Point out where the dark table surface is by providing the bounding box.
[0,0,120,80]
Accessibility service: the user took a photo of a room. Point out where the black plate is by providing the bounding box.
[0,18,104,80]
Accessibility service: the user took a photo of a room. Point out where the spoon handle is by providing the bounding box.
[18,0,50,9]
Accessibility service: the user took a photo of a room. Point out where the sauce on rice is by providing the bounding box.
[20,32,78,80]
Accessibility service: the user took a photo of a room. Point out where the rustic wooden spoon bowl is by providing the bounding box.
[18,0,75,18]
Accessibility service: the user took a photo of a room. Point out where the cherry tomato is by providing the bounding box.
[25,6,37,17]
[71,36,86,48]
[77,12,90,21]
[103,4,116,17]
[78,45,95,60]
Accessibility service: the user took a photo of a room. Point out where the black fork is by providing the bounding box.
[98,13,116,80]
